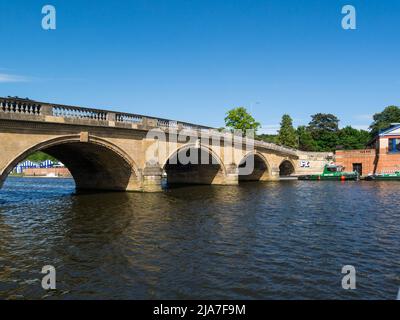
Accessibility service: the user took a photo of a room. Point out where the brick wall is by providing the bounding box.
[335,136,400,175]
[335,149,376,176]
[375,154,400,173]
[375,136,400,173]
[23,167,71,177]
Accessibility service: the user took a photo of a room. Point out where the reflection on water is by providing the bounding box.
[0,177,400,299]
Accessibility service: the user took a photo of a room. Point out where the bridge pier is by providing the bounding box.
[263,167,280,181]
[224,163,239,185]
[142,164,163,192]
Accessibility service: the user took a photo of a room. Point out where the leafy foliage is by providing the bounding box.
[297,115,370,152]
[307,113,340,151]
[297,126,318,151]
[26,151,58,163]
[337,126,371,150]
[308,113,339,132]
[224,107,261,134]
[369,106,400,137]
[277,114,298,148]
[221,106,392,152]
[257,134,278,144]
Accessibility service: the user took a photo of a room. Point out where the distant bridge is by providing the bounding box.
[0,97,330,192]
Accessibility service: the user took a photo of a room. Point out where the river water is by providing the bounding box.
[0,177,399,300]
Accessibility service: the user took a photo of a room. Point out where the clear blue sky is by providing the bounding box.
[1,0,399,133]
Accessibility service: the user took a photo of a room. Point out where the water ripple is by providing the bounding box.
[0,178,400,299]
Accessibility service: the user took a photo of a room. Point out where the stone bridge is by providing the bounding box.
[0,97,330,192]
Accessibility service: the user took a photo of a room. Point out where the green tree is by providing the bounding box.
[308,113,340,151]
[308,113,339,132]
[26,151,58,163]
[369,106,400,137]
[257,134,278,144]
[337,126,371,150]
[297,126,318,151]
[224,107,261,134]
[277,114,298,148]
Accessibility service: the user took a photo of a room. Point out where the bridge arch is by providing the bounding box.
[0,135,142,192]
[162,143,228,185]
[238,151,271,182]
[279,159,296,176]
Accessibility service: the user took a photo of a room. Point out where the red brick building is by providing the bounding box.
[335,124,400,176]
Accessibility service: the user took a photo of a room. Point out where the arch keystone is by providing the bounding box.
[80,132,89,142]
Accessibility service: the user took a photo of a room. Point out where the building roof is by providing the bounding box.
[379,124,400,137]
[365,124,400,147]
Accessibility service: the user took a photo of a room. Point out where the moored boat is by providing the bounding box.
[298,164,359,181]
[365,171,400,181]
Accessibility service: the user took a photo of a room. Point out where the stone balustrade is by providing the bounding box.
[115,113,143,124]
[0,97,211,131]
[0,98,42,115]
[0,96,299,156]
[52,105,108,121]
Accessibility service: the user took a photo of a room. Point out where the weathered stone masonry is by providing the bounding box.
[0,97,329,192]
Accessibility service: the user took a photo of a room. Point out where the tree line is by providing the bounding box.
[224,105,400,152]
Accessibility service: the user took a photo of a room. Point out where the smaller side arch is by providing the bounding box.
[279,159,296,176]
[238,151,272,182]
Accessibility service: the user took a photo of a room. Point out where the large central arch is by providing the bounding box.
[162,144,227,186]
[0,135,142,192]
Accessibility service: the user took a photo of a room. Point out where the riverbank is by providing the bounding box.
[8,174,73,179]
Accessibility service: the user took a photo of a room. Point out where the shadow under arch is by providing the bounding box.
[279,159,296,176]
[238,151,271,182]
[162,144,227,186]
[1,135,142,192]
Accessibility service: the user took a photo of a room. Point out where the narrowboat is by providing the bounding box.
[365,172,400,181]
[298,164,359,181]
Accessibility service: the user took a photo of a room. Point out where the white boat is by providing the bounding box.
[46,173,57,178]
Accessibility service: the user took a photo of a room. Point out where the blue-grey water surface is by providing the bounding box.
[0,177,399,299]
